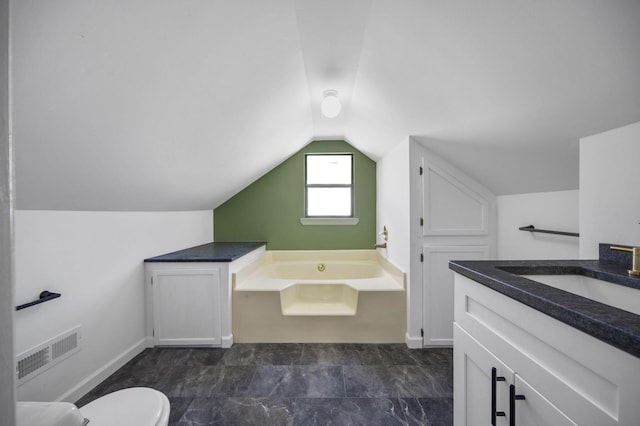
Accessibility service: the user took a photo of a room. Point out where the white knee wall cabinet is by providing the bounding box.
[453,274,640,426]
[149,266,222,346]
[144,245,266,348]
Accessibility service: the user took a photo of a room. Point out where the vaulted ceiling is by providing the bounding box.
[12,0,640,210]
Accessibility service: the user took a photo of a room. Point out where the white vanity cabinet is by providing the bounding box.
[454,325,575,426]
[454,273,640,426]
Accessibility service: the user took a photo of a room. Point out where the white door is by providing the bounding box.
[152,268,221,346]
[423,245,489,346]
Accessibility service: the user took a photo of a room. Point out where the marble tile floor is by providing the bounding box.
[76,344,453,426]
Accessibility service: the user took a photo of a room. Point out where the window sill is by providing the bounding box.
[300,218,359,226]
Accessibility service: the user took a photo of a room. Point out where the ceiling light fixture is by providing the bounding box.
[321,90,341,118]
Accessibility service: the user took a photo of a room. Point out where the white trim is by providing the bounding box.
[300,217,359,225]
[405,332,423,349]
[56,338,146,403]
[221,334,234,348]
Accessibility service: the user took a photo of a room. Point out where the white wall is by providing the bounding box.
[14,210,212,402]
[376,138,412,344]
[0,0,15,419]
[376,138,411,273]
[580,122,640,258]
[497,190,579,260]
[376,138,412,343]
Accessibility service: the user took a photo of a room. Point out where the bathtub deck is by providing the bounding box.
[232,249,406,292]
[234,276,405,292]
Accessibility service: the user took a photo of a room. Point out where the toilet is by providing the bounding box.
[17,387,170,426]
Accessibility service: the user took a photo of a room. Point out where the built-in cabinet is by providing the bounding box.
[151,268,222,346]
[454,273,640,425]
[144,245,265,348]
[409,141,496,347]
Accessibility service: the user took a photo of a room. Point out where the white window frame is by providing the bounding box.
[301,153,358,225]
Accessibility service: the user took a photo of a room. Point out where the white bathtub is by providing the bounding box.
[261,259,386,281]
[234,250,404,293]
[232,250,406,343]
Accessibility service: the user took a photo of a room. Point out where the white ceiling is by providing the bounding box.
[11,0,640,210]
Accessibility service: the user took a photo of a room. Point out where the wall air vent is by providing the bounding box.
[16,326,82,385]
[17,347,49,380]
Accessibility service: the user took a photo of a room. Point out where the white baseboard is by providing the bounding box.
[405,332,423,349]
[423,339,453,348]
[221,334,233,348]
[57,338,146,403]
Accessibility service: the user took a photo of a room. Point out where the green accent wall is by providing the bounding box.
[214,140,376,250]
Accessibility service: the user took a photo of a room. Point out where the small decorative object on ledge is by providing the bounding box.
[16,290,61,311]
[518,225,579,237]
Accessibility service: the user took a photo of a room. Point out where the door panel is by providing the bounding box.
[424,245,489,346]
[153,269,221,346]
[422,163,489,236]
[454,324,513,426]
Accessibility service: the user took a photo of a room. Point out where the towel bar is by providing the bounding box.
[16,290,61,311]
[518,225,579,237]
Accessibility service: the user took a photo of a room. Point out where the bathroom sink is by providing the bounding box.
[521,274,640,315]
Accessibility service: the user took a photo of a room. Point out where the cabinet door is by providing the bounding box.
[152,268,221,346]
[512,374,576,426]
[421,160,491,236]
[424,246,489,346]
[454,324,513,426]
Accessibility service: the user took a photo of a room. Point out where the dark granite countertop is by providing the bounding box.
[144,242,266,263]
[449,258,640,358]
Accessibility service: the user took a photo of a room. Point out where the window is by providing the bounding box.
[305,153,353,217]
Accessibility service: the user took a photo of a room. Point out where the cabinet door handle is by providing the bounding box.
[509,384,526,426]
[492,367,506,425]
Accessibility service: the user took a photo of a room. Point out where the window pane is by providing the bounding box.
[306,155,352,184]
[307,187,352,216]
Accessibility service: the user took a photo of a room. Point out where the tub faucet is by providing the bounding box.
[610,245,640,276]
[375,226,388,249]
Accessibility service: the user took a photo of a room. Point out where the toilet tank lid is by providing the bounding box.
[80,387,170,426]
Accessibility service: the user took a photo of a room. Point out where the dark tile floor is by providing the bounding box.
[76,343,453,425]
